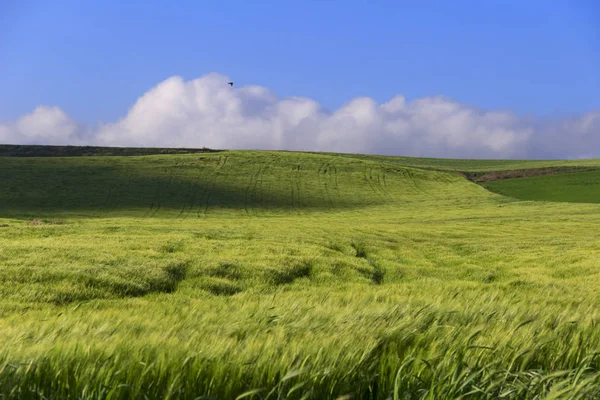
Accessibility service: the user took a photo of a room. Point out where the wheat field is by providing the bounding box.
[0,149,599,399]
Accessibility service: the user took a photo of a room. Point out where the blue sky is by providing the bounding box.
[2,0,598,122]
[0,0,599,158]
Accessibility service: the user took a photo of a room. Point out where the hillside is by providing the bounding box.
[326,151,600,172]
[483,170,600,203]
[2,148,599,216]
[0,151,497,218]
[1,147,600,399]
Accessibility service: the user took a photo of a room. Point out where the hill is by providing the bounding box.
[0,150,495,218]
[0,146,599,399]
[319,151,600,204]
[325,151,600,172]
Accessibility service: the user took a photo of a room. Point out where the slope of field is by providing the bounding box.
[1,149,599,399]
[0,151,489,218]
[324,151,600,172]
[323,151,600,205]
[484,170,600,203]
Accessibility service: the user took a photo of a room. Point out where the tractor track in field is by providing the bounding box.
[177,166,196,219]
[364,167,389,201]
[200,155,229,217]
[332,163,340,198]
[196,158,219,218]
[179,174,198,219]
[363,168,378,199]
[295,164,302,208]
[179,160,212,219]
[379,168,393,198]
[95,174,117,216]
[95,178,116,217]
[257,162,268,210]
[374,167,391,198]
[288,164,302,208]
[186,158,217,219]
[244,164,264,216]
[289,166,295,208]
[147,162,188,217]
[317,162,334,208]
[192,156,224,218]
[255,161,270,212]
[401,168,427,195]
[146,166,175,217]
[97,168,135,217]
[144,170,166,217]
[196,170,213,218]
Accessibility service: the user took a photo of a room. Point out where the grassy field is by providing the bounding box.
[484,170,600,204]
[1,149,600,399]
[320,151,600,172]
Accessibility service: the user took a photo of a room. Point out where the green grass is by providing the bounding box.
[323,151,600,172]
[1,149,600,399]
[0,151,477,218]
[484,170,600,203]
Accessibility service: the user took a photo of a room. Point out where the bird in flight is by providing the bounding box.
[228,82,234,87]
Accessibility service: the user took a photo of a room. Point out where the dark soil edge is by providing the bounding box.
[0,144,222,157]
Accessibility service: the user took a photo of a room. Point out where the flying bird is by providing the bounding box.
[228,82,234,87]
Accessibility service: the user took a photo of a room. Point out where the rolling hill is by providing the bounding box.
[0,146,599,399]
[0,150,496,218]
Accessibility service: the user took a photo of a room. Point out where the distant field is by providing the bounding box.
[0,147,599,399]
[325,151,600,172]
[485,170,600,203]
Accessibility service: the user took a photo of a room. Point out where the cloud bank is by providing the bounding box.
[1,73,598,159]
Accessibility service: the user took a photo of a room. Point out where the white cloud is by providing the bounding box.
[1,73,598,159]
[0,106,82,145]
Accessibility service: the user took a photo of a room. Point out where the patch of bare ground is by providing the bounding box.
[463,166,600,182]
[25,219,66,226]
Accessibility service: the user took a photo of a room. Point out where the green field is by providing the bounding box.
[1,149,599,399]
[484,170,600,204]
[320,151,600,172]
